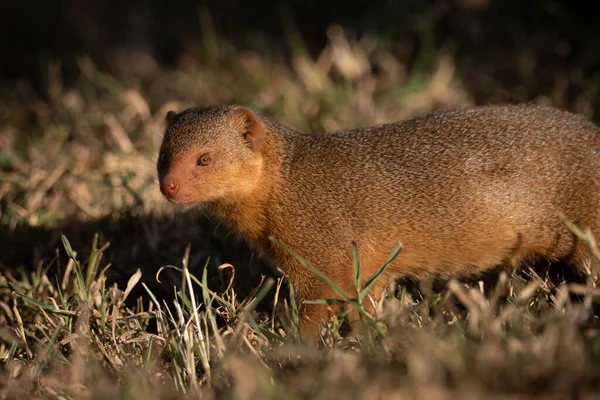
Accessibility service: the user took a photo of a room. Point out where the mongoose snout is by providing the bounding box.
[160,178,179,197]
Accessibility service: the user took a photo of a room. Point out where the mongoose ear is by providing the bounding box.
[165,110,177,126]
[232,108,266,152]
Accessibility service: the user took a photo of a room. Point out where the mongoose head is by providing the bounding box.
[157,105,266,205]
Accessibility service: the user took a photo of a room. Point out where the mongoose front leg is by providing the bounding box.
[297,280,354,343]
[297,276,390,342]
[299,303,336,343]
[344,276,391,338]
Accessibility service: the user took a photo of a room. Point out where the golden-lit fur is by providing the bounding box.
[157,104,600,341]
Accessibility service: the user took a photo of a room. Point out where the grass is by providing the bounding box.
[3,230,600,398]
[2,23,600,399]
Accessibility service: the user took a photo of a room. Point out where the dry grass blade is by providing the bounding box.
[119,269,143,305]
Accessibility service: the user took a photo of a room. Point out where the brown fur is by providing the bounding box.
[157,104,600,341]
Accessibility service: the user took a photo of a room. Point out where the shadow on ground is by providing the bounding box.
[0,207,593,328]
[0,210,282,314]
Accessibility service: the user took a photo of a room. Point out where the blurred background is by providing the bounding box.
[1,0,599,302]
[1,0,599,114]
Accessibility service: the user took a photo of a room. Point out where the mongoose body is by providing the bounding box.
[157,104,600,339]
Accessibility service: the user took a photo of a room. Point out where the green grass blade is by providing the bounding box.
[176,291,194,315]
[85,233,99,291]
[61,233,88,302]
[270,236,354,304]
[244,277,275,315]
[60,233,77,263]
[54,274,67,308]
[359,242,402,302]
[303,299,350,305]
[201,259,211,308]
[287,280,301,338]
[9,286,55,311]
[352,241,361,297]
[186,263,233,310]
[73,261,88,303]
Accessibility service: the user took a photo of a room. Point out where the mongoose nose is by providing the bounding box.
[161,179,179,196]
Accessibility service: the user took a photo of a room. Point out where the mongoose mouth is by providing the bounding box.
[162,192,196,205]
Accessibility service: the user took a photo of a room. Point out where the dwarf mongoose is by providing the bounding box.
[157,104,600,340]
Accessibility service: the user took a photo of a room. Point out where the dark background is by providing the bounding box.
[1,0,599,119]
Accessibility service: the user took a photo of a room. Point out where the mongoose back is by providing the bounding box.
[157,104,600,340]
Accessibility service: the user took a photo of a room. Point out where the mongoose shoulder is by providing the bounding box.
[157,104,600,340]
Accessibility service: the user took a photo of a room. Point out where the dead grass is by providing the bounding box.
[1,25,600,399]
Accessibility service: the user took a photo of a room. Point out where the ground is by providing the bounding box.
[1,7,600,398]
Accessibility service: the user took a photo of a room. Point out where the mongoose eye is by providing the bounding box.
[197,153,212,166]
[159,151,168,165]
